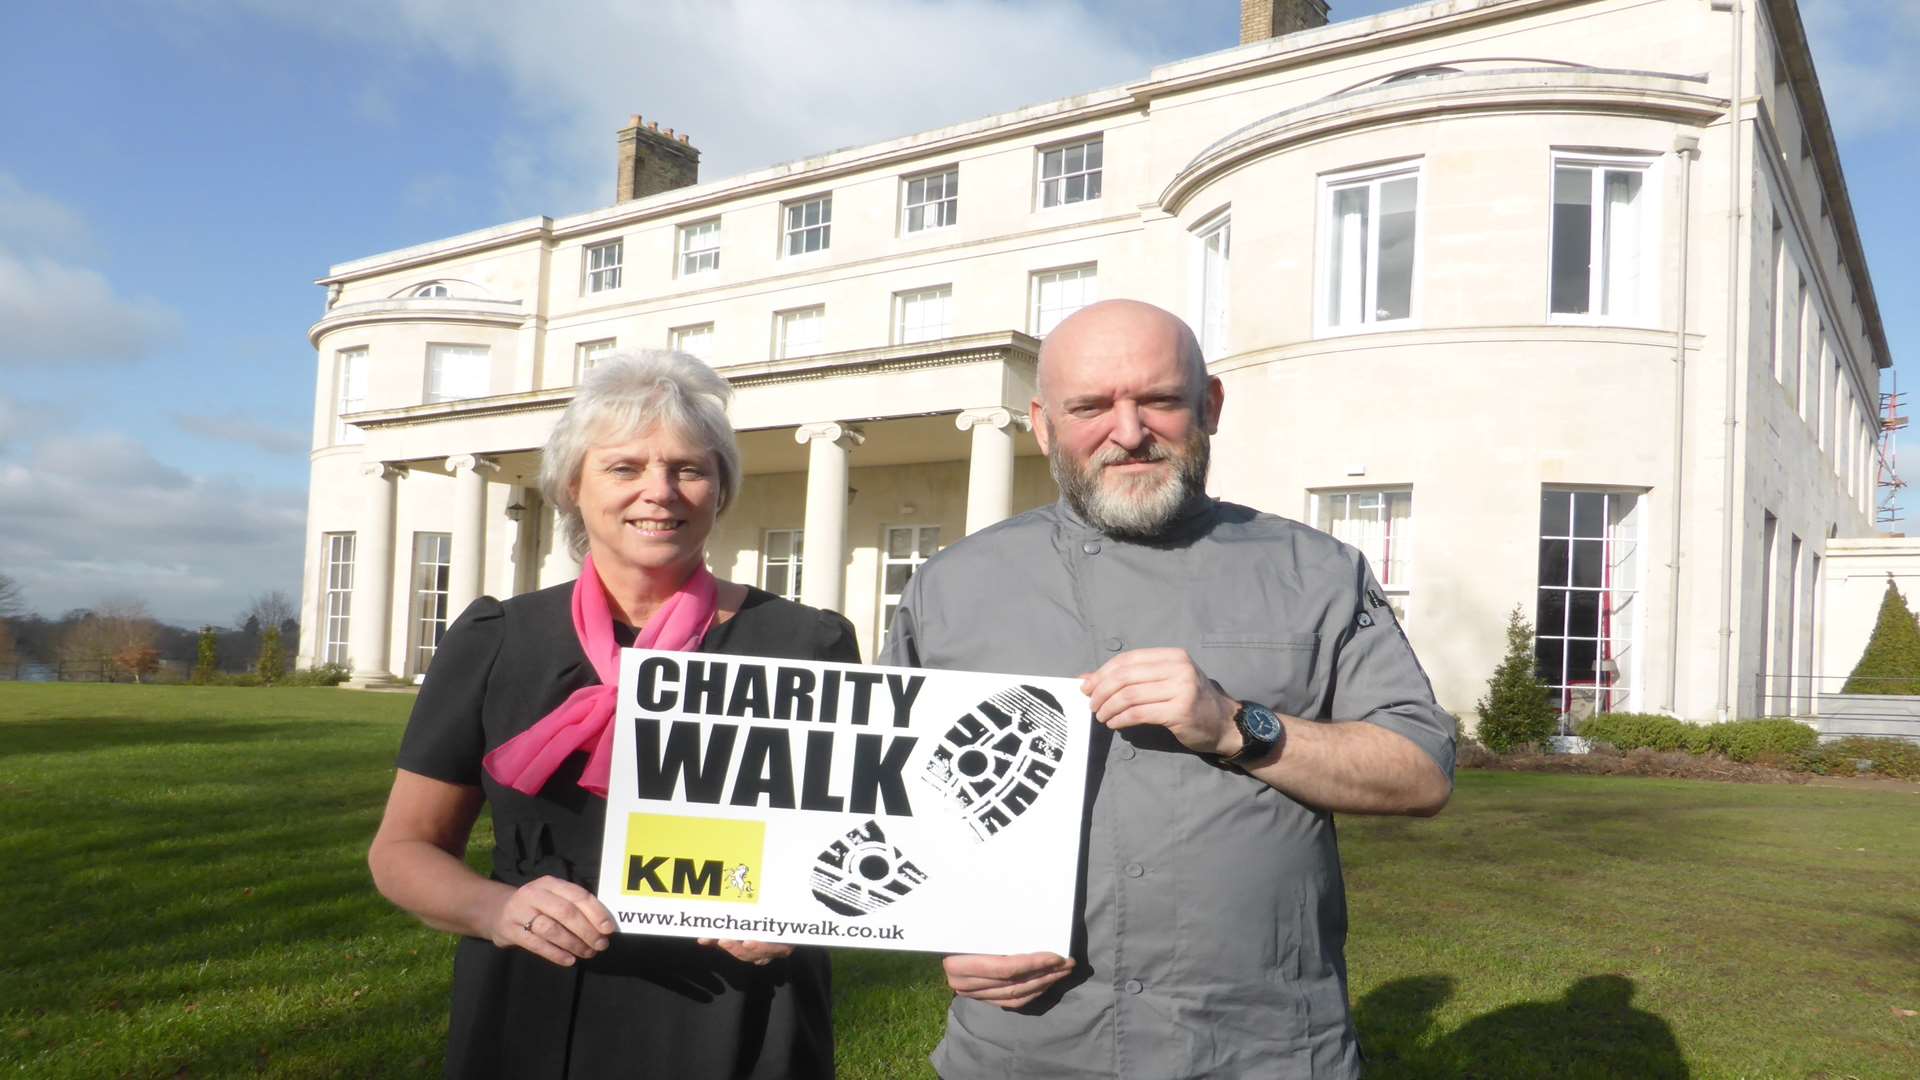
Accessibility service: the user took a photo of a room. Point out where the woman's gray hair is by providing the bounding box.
[538,349,741,561]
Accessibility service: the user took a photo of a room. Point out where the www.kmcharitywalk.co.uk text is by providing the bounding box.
[617,909,906,941]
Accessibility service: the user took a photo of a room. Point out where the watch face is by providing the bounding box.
[1244,704,1282,742]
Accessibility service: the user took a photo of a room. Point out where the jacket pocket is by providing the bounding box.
[1197,633,1322,719]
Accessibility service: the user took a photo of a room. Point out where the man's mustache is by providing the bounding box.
[1091,443,1172,467]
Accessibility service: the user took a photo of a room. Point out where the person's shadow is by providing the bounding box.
[1354,973,1690,1079]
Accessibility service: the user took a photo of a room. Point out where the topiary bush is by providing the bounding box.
[1842,579,1920,694]
[1473,606,1558,752]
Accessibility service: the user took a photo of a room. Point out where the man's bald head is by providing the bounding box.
[1028,299,1222,538]
[1036,300,1209,409]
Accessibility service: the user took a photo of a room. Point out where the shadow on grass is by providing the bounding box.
[1355,973,1689,1079]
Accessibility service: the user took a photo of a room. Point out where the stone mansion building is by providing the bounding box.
[298,0,1892,724]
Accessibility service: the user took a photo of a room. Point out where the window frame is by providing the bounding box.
[1545,151,1660,327]
[773,304,827,360]
[409,531,453,677]
[334,346,368,445]
[1310,486,1414,594]
[761,528,804,603]
[782,194,833,257]
[894,284,954,345]
[878,523,941,641]
[1037,136,1104,210]
[321,531,355,666]
[669,322,715,362]
[678,218,721,277]
[584,238,624,294]
[902,166,960,235]
[1533,487,1646,724]
[1029,263,1099,338]
[423,343,491,404]
[1190,210,1231,359]
[1315,159,1424,338]
[574,338,617,382]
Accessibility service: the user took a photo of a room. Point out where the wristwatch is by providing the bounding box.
[1223,701,1284,770]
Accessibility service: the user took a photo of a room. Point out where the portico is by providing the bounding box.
[318,333,1047,683]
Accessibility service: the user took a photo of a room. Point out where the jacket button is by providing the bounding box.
[1124,862,1144,878]
[1124,979,1144,995]
[1117,742,1137,760]
[1082,540,1101,554]
[1103,637,1123,652]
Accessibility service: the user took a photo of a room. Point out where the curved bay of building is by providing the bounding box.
[300,0,1890,727]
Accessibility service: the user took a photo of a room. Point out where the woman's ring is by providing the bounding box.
[522,916,537,932]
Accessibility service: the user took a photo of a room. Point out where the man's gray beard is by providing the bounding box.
[1049,426,1211,540]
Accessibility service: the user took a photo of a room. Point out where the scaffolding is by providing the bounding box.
[1877,381,1907,529]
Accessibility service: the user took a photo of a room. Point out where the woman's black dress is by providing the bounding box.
[395,580,860,1079]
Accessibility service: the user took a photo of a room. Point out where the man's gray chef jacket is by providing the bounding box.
[879,497,1455,1080]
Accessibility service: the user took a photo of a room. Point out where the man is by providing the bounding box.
[881,299,1455,1079]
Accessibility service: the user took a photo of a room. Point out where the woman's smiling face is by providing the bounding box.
[571,423,720,579]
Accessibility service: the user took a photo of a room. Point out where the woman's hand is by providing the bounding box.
[697,938,795,966]
[490,876,618,967]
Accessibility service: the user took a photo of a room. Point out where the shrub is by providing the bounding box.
[1793,737,1920,780]
[191,626,218,685]
[1841,579,1920,695]
[255,625,286,684]
[279,663,351,688]
[113,645,161,684]
[1576,712,1702,752]
[1474,606,1558,752]
[1704,718,1819,762]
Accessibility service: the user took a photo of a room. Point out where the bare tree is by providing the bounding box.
[59,597,159,671]
[0,573,22,620]
[237,590,296,635]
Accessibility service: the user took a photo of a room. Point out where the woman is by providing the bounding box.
[369,350,855,1079]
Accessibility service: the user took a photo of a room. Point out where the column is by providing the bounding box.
[446,454,501,622]
[795,422,864,612]
[348,462,406,682]
[957,406,1028,535]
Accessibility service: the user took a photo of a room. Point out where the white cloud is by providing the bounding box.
[0,429,307,626]
[0,173,94,257]
[215,0,1159,216]
[172,410,309,456]
[0,175,185,366]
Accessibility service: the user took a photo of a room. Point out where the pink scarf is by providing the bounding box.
[482,553,718,798]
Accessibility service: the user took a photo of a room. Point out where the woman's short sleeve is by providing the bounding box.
[395,596,505,785]
[814,610,862,664]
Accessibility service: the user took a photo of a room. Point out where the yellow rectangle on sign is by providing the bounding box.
[621,813,765,904]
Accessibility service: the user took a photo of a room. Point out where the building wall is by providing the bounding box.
[299,0,1892,720]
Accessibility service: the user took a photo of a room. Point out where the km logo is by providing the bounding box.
[621,813,764,905]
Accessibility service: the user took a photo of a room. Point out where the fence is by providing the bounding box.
[0,660,115,683]
[1752,673,1920,745]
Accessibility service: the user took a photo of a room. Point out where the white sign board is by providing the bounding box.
[596,649,1092,955]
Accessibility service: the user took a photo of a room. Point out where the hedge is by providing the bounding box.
[1576,714,1818,762]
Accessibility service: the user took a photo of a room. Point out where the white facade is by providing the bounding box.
[299,0,1892,723]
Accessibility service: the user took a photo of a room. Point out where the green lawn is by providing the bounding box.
[1,685,1914,1078]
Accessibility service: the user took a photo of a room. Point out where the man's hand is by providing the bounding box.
[943,952,1075,1009]
[1082,648,1242,756]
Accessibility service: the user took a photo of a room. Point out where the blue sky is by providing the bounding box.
[0,0,1914,627]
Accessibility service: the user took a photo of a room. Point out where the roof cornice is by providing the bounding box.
[1161,67,1724,214]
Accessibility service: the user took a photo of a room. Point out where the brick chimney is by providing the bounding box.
[616,115,700,203]
[1239,0,1330,44]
